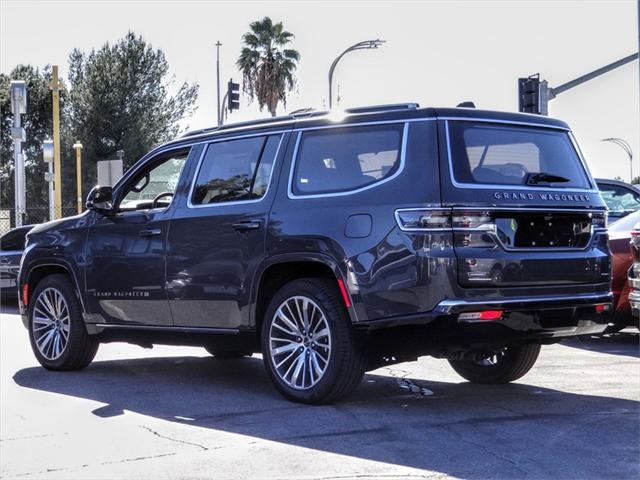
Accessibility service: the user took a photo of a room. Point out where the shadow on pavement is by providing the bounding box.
[561,330,639,358]
[13,354,640,479]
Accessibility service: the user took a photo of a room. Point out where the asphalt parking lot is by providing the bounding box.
[1,300,638,480]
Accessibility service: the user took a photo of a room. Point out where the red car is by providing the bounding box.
[609,211,640,331]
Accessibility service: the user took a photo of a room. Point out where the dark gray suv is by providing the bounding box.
[18,104,612,403]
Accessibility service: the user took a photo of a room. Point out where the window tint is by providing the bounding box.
[292,124,404,195]
[598,183,640,215]
[121,152,188,210]
[0,227,29,251]
[191,135,280,205]
[449,122,591,189]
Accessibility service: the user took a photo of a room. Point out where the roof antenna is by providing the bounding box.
[457,101,476,108]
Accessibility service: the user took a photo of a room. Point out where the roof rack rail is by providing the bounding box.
[344,103,419,114]
[180,103,420,139]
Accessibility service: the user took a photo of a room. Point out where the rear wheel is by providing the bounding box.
[28,274,98,371]
[448,344,541,384]
[261,278,366,404]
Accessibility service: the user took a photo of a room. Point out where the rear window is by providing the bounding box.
[597,183,640,216]
[448,122,591,189]
[292,124,404,196]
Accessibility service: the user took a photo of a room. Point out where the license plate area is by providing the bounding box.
[494,212,592,249]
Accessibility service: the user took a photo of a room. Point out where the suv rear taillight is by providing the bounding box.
[396,208,606,250]
[395,209,451,231]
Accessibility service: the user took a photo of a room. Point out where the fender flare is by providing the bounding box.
[250,252,359,327]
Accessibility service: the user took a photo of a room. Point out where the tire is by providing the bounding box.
[261,278,366,404]
[28,274,98,371]
[448,343,541,384]
[204,346,253,358]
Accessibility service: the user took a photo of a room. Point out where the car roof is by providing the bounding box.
[595,178,640,192]
[171,104,570,148]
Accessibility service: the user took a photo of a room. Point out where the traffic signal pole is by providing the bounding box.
[519,53,638,115]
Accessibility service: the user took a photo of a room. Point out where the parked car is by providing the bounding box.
[607,211,640,331]
[627,220,640,325]
[595,178,640,223]
[18,104,612,404]
[0,225,33,299]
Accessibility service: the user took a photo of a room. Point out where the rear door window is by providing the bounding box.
[191,135,281,205]
[291,124,404,196]
[448,122,591,189]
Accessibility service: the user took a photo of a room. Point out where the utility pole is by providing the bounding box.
[215,41,222,126]
[48,65,64,219]
[73,141,83,214]
[9,81,27,227]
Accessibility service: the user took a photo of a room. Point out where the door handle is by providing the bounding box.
[232,220,261,231]
[138,228,162,237]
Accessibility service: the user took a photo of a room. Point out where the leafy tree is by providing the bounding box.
[0,65,67,219]
[237,17,300,117]
[1,32,198,225]
[66,31,199,194]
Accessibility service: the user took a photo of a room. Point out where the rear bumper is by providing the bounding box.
[357,292,613,341]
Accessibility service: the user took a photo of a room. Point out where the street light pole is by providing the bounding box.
[9,81,27,227]
[215,41,222,126]
[73,141,83,214]
[602,137,634,183]
[328,39,385,109]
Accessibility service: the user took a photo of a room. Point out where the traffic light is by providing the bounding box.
[227,79,240,112]
[518,75,540,114]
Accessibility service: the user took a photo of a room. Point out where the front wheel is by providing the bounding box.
[28,274,98,371]
[261,278,366,404]
[448,344,541,384]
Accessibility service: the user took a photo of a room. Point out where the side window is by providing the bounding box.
[120,151,189,211]
[191,135,280,205]
[292,124,404,196]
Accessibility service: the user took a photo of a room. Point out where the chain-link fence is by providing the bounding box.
[0,205,78,235]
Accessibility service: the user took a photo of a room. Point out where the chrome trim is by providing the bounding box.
[443,120,598,193]
[96,324,240,334]
[186,133,285,209]
[288,122,409,199]
[434,292,613,314]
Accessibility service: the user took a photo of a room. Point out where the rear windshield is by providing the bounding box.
[448,122,591,189]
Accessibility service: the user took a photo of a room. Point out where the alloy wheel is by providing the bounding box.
[269,296,332,390]
[31,287,70,360]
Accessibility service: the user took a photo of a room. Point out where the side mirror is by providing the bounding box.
[86,186,114,215]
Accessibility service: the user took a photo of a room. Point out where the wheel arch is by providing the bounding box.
[252,254,357,338]
[24,261,87,315]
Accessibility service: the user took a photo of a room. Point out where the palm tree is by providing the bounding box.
[237,17,300,117]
